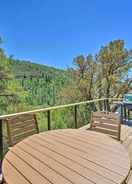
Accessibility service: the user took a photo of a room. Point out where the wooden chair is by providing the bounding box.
[90,111,121,141]
[6,114,39,146]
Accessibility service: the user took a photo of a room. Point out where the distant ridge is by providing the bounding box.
[10,59,66,78]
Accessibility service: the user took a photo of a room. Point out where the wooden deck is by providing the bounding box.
[2,129,130,184]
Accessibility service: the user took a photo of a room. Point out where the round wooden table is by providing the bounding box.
[2,129,130,184]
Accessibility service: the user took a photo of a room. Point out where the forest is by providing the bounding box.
[0,37,132,130]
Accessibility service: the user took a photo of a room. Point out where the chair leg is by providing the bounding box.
[0,174,3,184]
[0,160,2,184]
[0,175,6,184]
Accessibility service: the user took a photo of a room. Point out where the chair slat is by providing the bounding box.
[93,121,118,130]
[90,112,121,141]
[11,124,37,136]
[92,127,118,136]
[10,119,37,130]
[92,112,119,120]
[6,114,39,146]
[8,114,35,122]
[12,129,37,143]
[93,117,119,125]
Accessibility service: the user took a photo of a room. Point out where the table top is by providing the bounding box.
[2,129,130,184]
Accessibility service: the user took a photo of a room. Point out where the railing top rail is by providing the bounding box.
[0,98,122,120]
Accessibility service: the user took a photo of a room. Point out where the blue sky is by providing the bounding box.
[0,0,132,70]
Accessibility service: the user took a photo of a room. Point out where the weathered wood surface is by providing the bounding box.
[92,112,119,120]
[6,114,39,146]
[2,129,130,184]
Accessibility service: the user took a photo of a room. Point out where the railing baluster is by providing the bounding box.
[103,99,105,111]
[104,99,108,112]
[74,105,78,129]
[47,110,51,130]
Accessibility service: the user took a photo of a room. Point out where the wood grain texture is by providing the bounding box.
[6,114,39,146]
[92,112,119,120]
[2,129,130,184]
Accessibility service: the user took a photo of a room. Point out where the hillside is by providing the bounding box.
[10,59,69,107]
[10,59,66,78]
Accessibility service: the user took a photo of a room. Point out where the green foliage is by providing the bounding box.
[0,41,31,114]
[95,40,131,109]
[35,112,48,132]
[10,59,69,107]
[52,110,67,129]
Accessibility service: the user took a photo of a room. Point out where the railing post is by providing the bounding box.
[47,110,51,130]
[74,105,78,129]
[103,99,108,112]
[118,121,121,141]
[0,119,3,160]
[120,103,123,124]
[102,100,105,111]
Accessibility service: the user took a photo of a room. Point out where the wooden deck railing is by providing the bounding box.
[0,97,122,160]
[0,97,122,119]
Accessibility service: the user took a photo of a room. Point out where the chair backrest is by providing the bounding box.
[6,114,39,146]
[90,111,121,141]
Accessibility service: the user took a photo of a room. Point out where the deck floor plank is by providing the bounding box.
[3,160,31,184]
[17,141,115,184]
[4,152,52,184]
[36,132,129,174]
[22,139,124,184]
[49,130,127,158]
